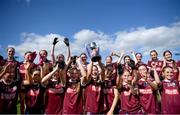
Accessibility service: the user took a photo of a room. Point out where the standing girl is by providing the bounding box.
[83,60,105,114]
[108,69,142,114]
[155,66,180,114]
[137,64,159,113]
[63,57,85,114]
[23,63,44,114]
[41,63,67,114]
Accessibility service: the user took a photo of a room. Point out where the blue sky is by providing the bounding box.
[0,0,180,62]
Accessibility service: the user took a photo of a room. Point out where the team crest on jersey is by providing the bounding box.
[29,89,40,96]
[92,85,101,92]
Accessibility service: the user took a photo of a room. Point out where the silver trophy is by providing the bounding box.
[86,42,101,62]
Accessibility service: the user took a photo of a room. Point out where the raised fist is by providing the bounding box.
[53,37,58,45]
[64,37,69,46]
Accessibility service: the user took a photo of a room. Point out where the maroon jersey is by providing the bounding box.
[177,60,180,68]
[160,80,180,114]
[103,86,116,113]
[19,62,37,92]
[165,60,174,68]
[85,80,104,114]
[104,75,117,88]
[44,79,65,114]
[147,60,163,76]
[19,62,37,81]
[138,78,157,113]
[173,69,179,81]
[103,78,118,112]
[25,84,44,114]
[123,63,133,75]
[0,79,20,114]
[63,83,83,114]
[19,63,26,80]
[4,59,19,79]
[119,83,142,114]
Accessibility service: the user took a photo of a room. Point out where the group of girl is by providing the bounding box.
[0,38,180,114]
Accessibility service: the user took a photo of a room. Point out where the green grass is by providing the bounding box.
[17,97,20,114]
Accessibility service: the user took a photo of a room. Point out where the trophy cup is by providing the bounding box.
[86,42,101,62]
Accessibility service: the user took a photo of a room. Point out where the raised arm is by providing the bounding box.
[131,51,138,64]
[60,68,67,87]
[39,65,44,78]
[111,51,120,58]
[63,37,71,62]
[153,64,161,85]
[51,37,59,65]
[76,57,87,85]
[41,64,59,84]
[132,70,139,85]
[87,61,93,81]
[117,51,125,64]
[130,82,139,96]
[98,60,105,81]
[146,77,158,90]
[23,63,32,85]
[107,88,119,115]
[51,45,55,65]
[66,45,71,62]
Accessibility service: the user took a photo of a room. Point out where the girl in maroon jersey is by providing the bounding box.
[162,50,179,79]
[80,53,89,70]
[41,61,68,114]
[123,55,136,75]
[111,51,125,87]
[147,50,163,77]
[163,50,174,68]
[131,51,144,69]
[79,53,89,113]
[103,64,120,114]
[170,60,179,80]
[82,59,105,114]
[39,50,53,77]
[22,62,44,114]
[63,57,86,114]
[105,56,117,75]
[137,64,159,113]
[51,37,71,66]
[155,66,180,114]
[19,51,37,114]
[108,68,143,114]
[0,68,21,114]
[4,47,20,81]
